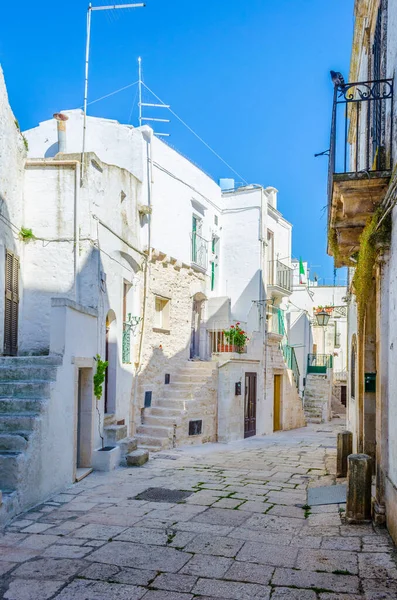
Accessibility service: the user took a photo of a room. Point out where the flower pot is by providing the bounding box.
[92,445,121,472]
[217,344,234,352]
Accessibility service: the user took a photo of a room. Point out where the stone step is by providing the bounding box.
[137,425,171,438]
[104,424,128,444]
[0,355,62,367]
[126,449,149,466]
[172,374,214,383]
[0,452,23,490]
[155,399,186,409]
[0,366,58,382]
[185,361,214,369]
[0,414,38,433]
[118,437,137,456]
[0,433,29,453]
[135,434,169,449]
[163,388,196,399]
[143,414,181,427]
[0,398,45,414]
[306,417,322,423]
[0,381,51,399]
[149,406,181,418]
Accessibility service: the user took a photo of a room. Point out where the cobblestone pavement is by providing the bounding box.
[1,420,397,599]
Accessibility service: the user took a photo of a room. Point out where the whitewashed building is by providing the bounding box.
[0,75,305,523]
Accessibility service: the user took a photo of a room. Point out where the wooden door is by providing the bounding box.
[341,385,347,407]
[4,250,19,356]
[244,372,257,438]
[273,374,282,431]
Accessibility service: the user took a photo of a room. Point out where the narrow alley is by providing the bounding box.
[0,420,395,600]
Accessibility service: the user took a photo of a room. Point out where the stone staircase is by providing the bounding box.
[136,361,216,452]
[0,355,61,520]
[103,422,148,466]
[304,373,332,423]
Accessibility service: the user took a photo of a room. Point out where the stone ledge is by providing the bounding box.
[51,297,98,318]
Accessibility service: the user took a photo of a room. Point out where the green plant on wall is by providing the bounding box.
[94,354,108,401]
[19,227,35,242]
[353,208,391,330]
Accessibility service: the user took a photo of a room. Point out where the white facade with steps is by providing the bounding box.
[137,361,217,452]
[0,355,61,524]
[304,373,333,424]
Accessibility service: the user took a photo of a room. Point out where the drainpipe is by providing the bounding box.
[132,128,153,425]
[25,158,80,302]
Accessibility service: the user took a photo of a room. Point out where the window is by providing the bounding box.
[214,215,218,226]
[334,321,341,348]
[191,215,207,269]
[154,296,170,331]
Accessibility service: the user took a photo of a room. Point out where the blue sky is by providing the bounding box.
[1,0,354,283]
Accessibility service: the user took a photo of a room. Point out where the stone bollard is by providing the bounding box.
[337,430,353,478]
[346,454,372,524]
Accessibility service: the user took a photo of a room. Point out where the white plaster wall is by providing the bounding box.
[220,187,265,328]
[217,360,265,442]
[20,154,142,436]
[0,67,25,353]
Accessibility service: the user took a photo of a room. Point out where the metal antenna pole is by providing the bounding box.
[138,56,142,127]
[81,2,145,186]
[81,3,92,185]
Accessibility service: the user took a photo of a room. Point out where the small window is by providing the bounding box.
[189,420,202,436]
[154,296,170,331]
[165,373,170,384]
[120,190,126,202]
[214,215,218,226]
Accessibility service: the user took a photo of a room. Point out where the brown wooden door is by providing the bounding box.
[341,385,347,407]
[273,374,282,431]
[4,250,19,356]
[244,372,257,438]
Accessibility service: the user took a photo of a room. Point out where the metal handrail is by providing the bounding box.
[268,260,293,293]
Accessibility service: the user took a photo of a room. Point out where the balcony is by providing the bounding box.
[268,260,293,298]
[327,79,393,266]
[307,354,333,374]
[191,231,208,270]
[266,304,286,338]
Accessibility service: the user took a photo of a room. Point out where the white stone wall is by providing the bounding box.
[0,67,25,354]
[21,153,142,436]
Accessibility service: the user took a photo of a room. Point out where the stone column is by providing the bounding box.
[346,453,372,523]
[337,430,353,478]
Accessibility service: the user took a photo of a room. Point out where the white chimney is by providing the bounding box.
[53,113,69,153]
[265,186,278,209]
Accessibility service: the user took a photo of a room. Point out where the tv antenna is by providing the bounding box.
[138,57,170,136]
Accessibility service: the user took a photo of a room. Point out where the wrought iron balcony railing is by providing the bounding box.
[307,353,333,374]
[283,344,300,389]
[328,78,393,213]
[266,305,286,337]
[191,231,208,270]
[268,260,293,294]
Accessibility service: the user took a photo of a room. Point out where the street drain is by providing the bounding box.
[134,488,192,503]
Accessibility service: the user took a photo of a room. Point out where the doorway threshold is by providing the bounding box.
[75,467,93,482]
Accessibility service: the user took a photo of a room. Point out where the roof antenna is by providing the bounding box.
[138,57,171,137]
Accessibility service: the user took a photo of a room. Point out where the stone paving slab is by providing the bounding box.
[1,420,397,600]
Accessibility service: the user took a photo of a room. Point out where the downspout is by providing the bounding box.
[133,128,153,423]
[25,158,80,302]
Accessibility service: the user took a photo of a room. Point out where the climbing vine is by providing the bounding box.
[328,228,340,266]
[352,208,391,330]
[94,354,108,401]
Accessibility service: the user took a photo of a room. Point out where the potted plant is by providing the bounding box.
[92,355,122,471]
[221,323,249,353]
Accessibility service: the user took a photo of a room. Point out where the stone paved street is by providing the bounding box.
[1,420,397,599]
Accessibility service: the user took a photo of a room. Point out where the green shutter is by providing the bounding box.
[211,262,215,291]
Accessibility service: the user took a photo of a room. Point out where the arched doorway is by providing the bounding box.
[105,310,117,415]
